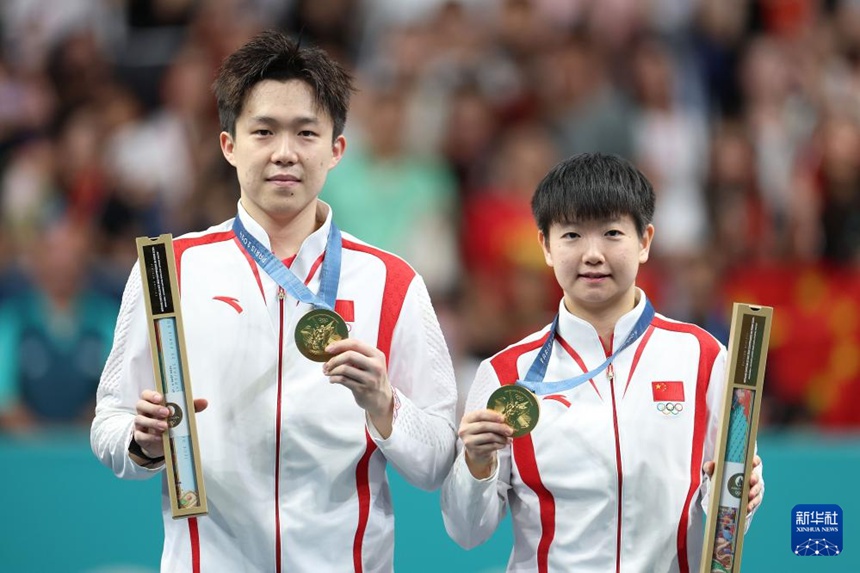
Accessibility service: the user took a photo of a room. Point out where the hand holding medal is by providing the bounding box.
[233,215,395,437]
[323,338,394,436]
[458,405,515,479]
[459,383,541,480]
[459,386,541,478]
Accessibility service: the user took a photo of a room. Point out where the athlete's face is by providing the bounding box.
[539,215,653,321]
[220,79,345,226]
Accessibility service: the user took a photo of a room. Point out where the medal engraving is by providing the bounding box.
[295,308,349,362]
[487,385,540,437]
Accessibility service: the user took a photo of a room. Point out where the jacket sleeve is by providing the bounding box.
[440,360,512,549]
[366,274,457,491]
[700,347,765,532]
[90,263,163,479]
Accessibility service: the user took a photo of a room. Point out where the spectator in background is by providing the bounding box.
[705,119,775,266]
[535,31,636,160]
[0,0,124,75]
[441,82,500,195]
[791,113,860,263]
[0,217,117,430]
[628,33,710,259]
[322,81,461,298]
[0,55,57,153]
[816,117,860,264]
[692,0,750,117]
[738,35,816,253]
[1,135,59,252]
[458,121,561,360]
[284,0,362,65]
[104,45,222,236]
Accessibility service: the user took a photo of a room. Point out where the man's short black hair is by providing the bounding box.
[531,153,656,237]
[212,30,354,138]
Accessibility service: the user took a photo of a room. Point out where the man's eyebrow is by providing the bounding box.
[248,115,321,126]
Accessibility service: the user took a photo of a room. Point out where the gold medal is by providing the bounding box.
[295,308,349,362]
[487,385,540,437]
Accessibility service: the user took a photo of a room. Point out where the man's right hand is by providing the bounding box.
[131,390,208,464]
[459,409,513,479]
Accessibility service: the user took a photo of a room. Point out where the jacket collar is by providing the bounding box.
[556,288,650,357]
[234,200,335,285]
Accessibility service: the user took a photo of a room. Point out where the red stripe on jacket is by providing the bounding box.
[173,231,237,290]
[352,433,378,573]
[652,317,721,573]
[490,333,555,573]
[172,231,236,572]
[341,239,415,572]
[341,239,415,362]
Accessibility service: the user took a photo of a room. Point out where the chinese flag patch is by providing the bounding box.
[335,299,355,322]
[652,381,685,402]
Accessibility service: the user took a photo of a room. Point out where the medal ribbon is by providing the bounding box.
[516,299,655,395]
[232,215,341,310]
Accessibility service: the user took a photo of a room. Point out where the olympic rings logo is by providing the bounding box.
[656,402,684,415]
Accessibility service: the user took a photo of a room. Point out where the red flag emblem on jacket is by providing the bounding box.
[652,381,685,402]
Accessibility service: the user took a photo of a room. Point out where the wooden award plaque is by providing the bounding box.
[701,303,773,572]
[136,234,208,518]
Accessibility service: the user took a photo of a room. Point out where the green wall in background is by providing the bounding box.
[1,431,857,572]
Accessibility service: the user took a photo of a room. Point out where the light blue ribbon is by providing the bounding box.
[232,216,342,310]
[516,299,655,395]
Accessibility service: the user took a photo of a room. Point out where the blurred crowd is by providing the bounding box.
[1,0,859,432]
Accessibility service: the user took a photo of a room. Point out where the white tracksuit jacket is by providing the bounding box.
[441,292,763,573]
[92,202,457,572]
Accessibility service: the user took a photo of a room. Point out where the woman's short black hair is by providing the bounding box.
[531,153,656,237]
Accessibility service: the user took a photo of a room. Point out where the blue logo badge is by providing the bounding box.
[791,504,842,557]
